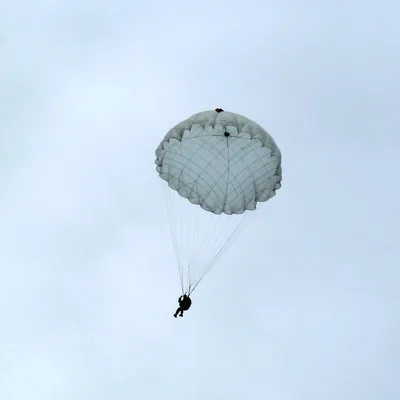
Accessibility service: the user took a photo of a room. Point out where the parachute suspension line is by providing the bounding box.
[189,211,249,294]
[184,199,190,292]
[165,178,247,295]
[188,218,222,295]
[163,183,184,294]
[187,263,192,294]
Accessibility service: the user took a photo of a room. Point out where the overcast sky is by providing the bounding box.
[1,1,400,399]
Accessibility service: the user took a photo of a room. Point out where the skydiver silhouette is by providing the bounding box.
[174,294,192,318]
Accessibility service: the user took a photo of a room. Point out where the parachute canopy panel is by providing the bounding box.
[155,109,282,215]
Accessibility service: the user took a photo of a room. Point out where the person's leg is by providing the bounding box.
[179,309,184,317]
[174,307,181,318]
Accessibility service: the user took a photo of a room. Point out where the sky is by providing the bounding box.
[1,0,400,399]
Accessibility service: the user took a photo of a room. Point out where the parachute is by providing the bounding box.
[155,108,282,295]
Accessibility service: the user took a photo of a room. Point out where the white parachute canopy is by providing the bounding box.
[155,109,282,294]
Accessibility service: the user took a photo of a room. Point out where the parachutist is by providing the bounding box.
[174,294,192,318]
